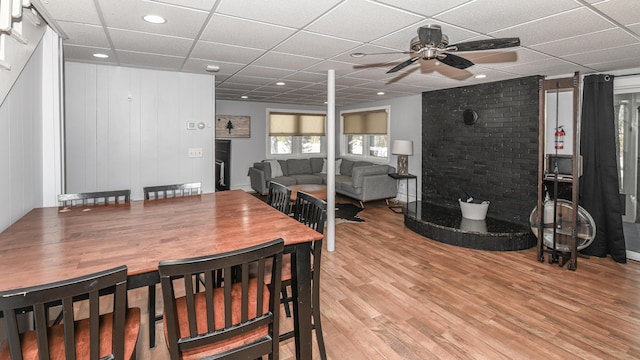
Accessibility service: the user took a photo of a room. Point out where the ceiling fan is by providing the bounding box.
[351,24,520,73]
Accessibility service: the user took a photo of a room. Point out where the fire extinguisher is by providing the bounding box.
[555,126,565,150]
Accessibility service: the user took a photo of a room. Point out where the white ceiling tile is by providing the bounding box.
[191,41,264,64]
[587,58,640,72]
[64,45,117,64]
[274,31,361,59]
[200,15,297,50]
[57,22,110,48]
[236,66,296,79]
[594,0,640,26]
[565,43,640,65]
[39,0,102,25]
[97,0,209,39]
[283,72,328,83]
[306,0,424,42]
[253,52,322,71]
[115,50,185,70]
[149,0,217,11]
[491,7,616,46]
[374,0,474,17]
[215,0,343,28]
[108,29,194,57]
[435,0,579,34]
[531,28,637,57]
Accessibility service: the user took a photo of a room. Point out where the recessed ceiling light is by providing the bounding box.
[205,65,220,72]
[92,53,109,59]
[143,14,166,24]
[241,95,248,99]
[377,91,385,96]
[475,74,487,79]
[275,81,286,86]
[350,52,365,58]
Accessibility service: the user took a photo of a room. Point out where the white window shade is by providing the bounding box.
[269,112,325,136]
[343,109,388,134]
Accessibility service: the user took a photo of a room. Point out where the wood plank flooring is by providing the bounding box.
[131,199,640,359]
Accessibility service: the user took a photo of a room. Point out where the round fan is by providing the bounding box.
[351,24,520,73]
[529,199,596,252]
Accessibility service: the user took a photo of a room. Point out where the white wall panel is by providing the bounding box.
[0,40,43,232]
[64,62,214,200]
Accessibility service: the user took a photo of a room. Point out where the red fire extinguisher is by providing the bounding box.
[555,126,565,150]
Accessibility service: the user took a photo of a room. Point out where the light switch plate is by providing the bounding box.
[188,148,203,158]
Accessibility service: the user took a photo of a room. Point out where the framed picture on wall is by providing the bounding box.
[216,115,250,138]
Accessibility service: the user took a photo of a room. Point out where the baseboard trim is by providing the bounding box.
[627,250,640,262]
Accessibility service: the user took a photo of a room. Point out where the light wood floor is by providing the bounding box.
[131,199,640,359]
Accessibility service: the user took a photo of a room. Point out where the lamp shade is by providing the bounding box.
[391,140,413,156]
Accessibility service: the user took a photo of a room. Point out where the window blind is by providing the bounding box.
[343,109,388,134]
[269,112,325,136]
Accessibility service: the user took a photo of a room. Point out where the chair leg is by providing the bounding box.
[148,285,156,348]
[312,289,327,360]
[281,286,292,318]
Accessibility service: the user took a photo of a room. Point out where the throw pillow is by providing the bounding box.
[320,159,342,175]
[265,159,283,178]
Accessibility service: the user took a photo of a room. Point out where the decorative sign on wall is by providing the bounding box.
[216,115,251,138]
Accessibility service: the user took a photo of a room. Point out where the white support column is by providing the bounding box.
[326,70,336,252]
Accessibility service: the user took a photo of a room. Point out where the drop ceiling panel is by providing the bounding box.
[374,0,474,17]
[191,41,264,64]
[97,0,209,39]
[57,22,110,48]
[253,52,322,71]
[435,0,579,34]
[200,14,297,50]
[115,50,185,70]
[491,8,616,46]
[38,0,102,25]
[150,0,217,12]
[215,0,343,28]
[531,28,638,57]
[274,31,361,59]
[305,0,424,42]
[108,29,194,57]
[236,66,296,79]
[64,46,117,65]
[593,0,640,26]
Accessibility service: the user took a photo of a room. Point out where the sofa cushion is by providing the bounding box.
[351,165,391,187]
[270,176,297,186]
[340,159,355,176]
[310,158,324,173]
[278,160,288,176]
[290,174,323,185]
[287,159,312,175]
[354,161,373,168]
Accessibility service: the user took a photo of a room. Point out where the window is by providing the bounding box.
[341,107,389,160]
[268,110,326,157]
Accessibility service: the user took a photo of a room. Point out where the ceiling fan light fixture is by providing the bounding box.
[143,14,166,24]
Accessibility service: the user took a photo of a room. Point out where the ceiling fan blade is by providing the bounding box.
[439,53,474,69]
[450,37,520,52]
[418,24,442,47]
[386,56,420,73]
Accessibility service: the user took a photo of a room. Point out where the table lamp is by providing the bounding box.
[392,140,413,175]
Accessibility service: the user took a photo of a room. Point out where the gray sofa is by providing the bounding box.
[248,157,397,206]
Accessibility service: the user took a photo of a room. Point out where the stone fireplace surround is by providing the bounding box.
[407,75,541,251]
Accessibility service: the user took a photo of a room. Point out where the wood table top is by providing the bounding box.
[288,184,327,202]
[0,190,323,292]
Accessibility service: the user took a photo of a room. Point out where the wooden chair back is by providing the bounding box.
[143,182,201,200]
[0,266,140,360]
[57,189,131,207]
[158,239,284,360]
[292,191,327,235]
[266,181,291,214]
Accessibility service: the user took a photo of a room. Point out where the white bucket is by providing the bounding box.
[458,199,490,221]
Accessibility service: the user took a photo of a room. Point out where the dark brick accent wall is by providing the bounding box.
[422,75,541,225]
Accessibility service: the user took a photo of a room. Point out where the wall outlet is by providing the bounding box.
[188,148,202,158]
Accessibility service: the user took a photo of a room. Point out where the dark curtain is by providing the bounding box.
[579,74,626,263]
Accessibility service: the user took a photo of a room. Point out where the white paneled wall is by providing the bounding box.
[64,63,215,200]
[0,38,43,232]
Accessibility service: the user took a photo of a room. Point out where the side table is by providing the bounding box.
[388,173,417,213]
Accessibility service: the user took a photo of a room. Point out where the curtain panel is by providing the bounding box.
[579,74,626,263]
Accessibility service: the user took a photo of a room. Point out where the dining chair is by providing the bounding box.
[266,181,291,214]
[282,191,328,359]
[143,182,201,200]
[57,189,131,206]
[0,265,141,360]
[158,239,284,360]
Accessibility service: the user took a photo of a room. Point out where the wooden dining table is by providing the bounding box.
[0,190,322,359]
